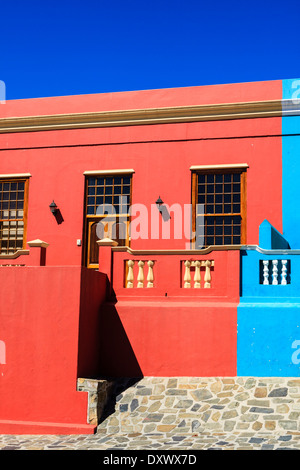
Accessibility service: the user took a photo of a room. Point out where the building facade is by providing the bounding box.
[0,78,300,433]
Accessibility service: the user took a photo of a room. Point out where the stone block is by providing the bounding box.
[252,421,263,431]
[157,425,176,432]
[268,387,288,397]
[190,389,213,401]
[174,399,193,409]
[278,420,297,430]
[254,387,267,398]
[166,389,187,395]
[143,414,163,423]
[222,410,238,420]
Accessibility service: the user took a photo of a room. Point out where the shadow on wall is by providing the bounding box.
[99,377,142,424]
[54,209,64,225]
[98,301,144,379]
[96,301,143,422]
[77,269,143,379]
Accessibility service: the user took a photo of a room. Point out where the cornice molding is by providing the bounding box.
[112,244,244,255]
[0,99,297,134]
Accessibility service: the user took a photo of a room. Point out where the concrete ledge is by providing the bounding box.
[77,378,114,426]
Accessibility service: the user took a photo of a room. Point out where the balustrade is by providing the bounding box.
[125,258,214,289]
[126,259,155,288]
[261,259,290,285]
[183,259,214,289]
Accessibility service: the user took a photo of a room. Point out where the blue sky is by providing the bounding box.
[1,0,299,100]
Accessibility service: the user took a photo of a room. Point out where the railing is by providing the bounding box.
[182,260,214,289]
[240,245,300,300]
[126,259,155,288]
[261,259,290,285]
[125,258,215,289]
[97,239,240,300]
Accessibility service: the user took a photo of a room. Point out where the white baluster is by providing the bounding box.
[204,260,212,288]
[184,260,191,288]
[194,260,201,288]
[147,260,154,288]
[281,260,288,285]
[262,260,269,285]
[272,259,278,285]
[126,260,134,288]
[137,260,145,288]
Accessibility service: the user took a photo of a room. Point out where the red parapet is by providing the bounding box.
[105,246,240,302]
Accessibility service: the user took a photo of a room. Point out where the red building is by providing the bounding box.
[0,79,287,433]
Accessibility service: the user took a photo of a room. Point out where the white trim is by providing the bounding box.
[83,169,135,176]
[0,173,32,178]
[190,164,249,171]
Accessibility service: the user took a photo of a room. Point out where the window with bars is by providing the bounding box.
[0,178,29,255]
[84,174,132,268]
[86,175,131,216]
[192,169,247,248]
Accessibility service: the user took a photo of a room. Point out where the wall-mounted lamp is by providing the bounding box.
[49,200,58,215]
[156,196,164,212]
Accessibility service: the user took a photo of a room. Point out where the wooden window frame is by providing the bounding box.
[83,173,133,269]
[0,177,29,255]
[191,167,247,249]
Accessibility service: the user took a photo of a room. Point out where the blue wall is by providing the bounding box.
[237,246,300,376]
[237,303,300,376]
[236,81,300,377]
[282,79,300,249]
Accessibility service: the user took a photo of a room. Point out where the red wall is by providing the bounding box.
[0,266,104,434]
[0,80,283,266]
[99,249,240,377]
[0,80,284,431]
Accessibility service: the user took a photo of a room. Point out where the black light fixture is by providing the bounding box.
[156,196,163,212]
[49,200,58,215]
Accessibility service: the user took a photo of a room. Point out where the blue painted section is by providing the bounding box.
[239,246,300,304]
[282,79,300,249]
[237,303,300,376]
[259,219,290,250]
[237,219,300,376]
[237,80,300,376]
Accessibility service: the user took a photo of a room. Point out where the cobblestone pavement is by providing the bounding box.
[2,376,300,451]
[0,430,300,450]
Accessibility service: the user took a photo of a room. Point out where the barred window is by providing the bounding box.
[84,173,132,268]
[86,175,131,215]
[192,168,247,248]
[0,178,29,255]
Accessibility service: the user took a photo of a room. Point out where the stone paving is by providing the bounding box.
[1,430,300,450]
[2,376,300,450]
